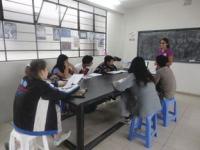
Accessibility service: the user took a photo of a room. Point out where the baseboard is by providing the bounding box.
[176,91,200,97]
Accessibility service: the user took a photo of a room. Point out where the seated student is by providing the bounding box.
[113,57,161,122]
[75,55,93,76]
[94,55,117,74]
[25,64,31,76]
[52,54,76,80]
[13,59,79,147]
[154,55,176,99]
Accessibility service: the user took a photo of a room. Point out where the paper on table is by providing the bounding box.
[63,74,84,88]
[107,70,127,74]
[83,73,102,79]
[59,84,79,93]
[149,69,156,75]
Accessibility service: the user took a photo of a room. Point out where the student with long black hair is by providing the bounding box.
[52,54,76,80]
[113,57,161,122]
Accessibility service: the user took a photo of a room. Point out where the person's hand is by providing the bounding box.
[68,66,74,75]
[49,75,59,82]
[57,80,67,87]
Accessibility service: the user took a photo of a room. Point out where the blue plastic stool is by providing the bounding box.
[160,97,177,127]
[128,113,158,148]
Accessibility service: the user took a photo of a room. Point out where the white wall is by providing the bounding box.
[123,0,200,95]
[0,11,124,124]
[107,12,124,57]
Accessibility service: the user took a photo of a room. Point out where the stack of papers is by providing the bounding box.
[83,73,102,79]
[59,84,79,93]
[63,74,84,89]
[107,70,127,74]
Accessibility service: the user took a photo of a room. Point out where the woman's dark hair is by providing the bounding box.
[30,59,47,79]
[82,55,93,64]
[104,55,114,64]
[128,57,154,86]
[156,55,168,67]
[52,54,68,73]
[160,37,170,48]
[113,56,122,61]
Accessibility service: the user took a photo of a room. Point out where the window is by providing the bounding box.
[0,21,5,61]
[2,0,34,23]
[80,11,93,31]
[62,8,78,29]
[0,0,107,61]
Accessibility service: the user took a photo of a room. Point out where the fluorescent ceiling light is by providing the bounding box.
[87,0,121,9]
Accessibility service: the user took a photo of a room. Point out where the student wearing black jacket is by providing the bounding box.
[94,55,117,74]
[13,59,79,144]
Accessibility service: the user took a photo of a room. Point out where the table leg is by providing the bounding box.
[76,104,84,150]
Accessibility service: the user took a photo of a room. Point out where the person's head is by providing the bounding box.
[30,59,48,80]
[104,55,114,66]
[54,54,68,73]
[128,57,154,86]
[113,56,122,62]
[25,64,31,76]
[156,55,168,68]
[160,37,170,50]
[82,55,93,67]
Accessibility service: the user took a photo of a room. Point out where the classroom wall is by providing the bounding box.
[122,0,200,95]
[107,12,124,57]
[0,11,124,124]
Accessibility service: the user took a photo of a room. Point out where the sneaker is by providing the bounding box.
[122,116,131,125]
[53,131,71,146]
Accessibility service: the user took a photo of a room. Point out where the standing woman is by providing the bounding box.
[158,38,174,66]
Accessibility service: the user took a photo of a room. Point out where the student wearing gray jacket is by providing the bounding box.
[113,57,161,121]
[154,55,176,100]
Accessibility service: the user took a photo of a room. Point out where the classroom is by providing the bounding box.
[0,0,200,150]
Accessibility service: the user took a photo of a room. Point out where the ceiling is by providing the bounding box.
[120,0,175,9]
[80,0,179,13]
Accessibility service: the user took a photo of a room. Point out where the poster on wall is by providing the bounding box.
[95,34,105,50]
[37,26,46,40]
[87,32,94,42]
[98,39,105,48]
[79,31,87,39]
[53,28,60,41]
[61,42,71,50]
[73,37,80,48]
[61,28,71,37]
[71,30,78,38]
[4,22,17,40]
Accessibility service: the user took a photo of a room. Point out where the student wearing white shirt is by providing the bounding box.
[75,55,93,76]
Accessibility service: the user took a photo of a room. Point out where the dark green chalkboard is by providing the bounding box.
[138,28,200,63]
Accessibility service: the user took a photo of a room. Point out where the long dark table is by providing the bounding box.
[63,73,128,150]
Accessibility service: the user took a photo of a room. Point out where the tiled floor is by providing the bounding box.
[1,93,200,150]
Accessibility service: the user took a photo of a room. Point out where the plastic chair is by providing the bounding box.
[128,113,158,148]
[160,97,177,127]
[9,129,49,150]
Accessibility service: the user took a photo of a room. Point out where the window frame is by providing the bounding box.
[0,0,107,61]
